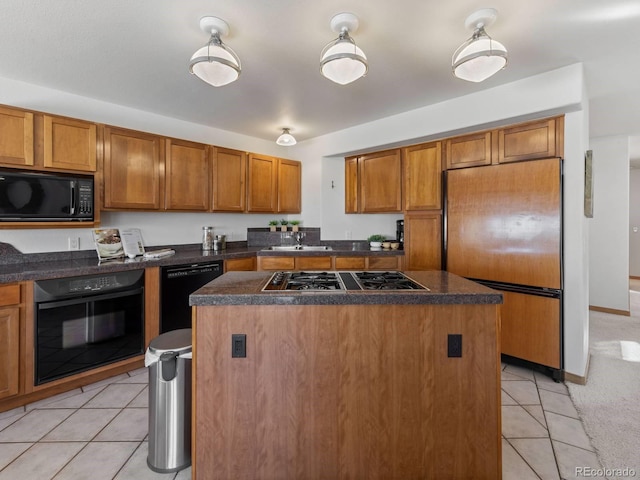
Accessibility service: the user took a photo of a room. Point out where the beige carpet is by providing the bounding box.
[567,283,640,478]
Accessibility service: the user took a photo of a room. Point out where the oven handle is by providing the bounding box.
[36,287,144,310]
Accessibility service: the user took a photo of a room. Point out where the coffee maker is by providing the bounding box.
[396,219,404,249]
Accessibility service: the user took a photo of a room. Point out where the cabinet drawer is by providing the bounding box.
[225,257,256,272]
[368,256,400,270]
[296,256,332,270]
[0,284,20,306]
[259,257,295,271]
[335,257,366,270]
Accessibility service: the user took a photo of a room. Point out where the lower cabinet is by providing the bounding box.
[0,284,21,400]
[225,257,257,272]
[258,255,403,271]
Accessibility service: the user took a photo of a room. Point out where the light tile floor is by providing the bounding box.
[0,364,600,479]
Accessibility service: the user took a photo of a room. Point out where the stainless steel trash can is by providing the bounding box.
[146,328,192,473]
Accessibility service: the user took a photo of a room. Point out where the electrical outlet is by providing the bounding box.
[68,237,80,251]
[231,334,246,358]
[448,334,462,358]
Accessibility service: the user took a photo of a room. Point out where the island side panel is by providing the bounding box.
[194,303,500,480]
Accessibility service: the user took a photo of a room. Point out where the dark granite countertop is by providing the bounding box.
[189,270,502,306]
[0,241,404,283]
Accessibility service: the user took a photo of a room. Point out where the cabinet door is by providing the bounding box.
[360,150,402,212]
[258,256,295,271]
[296,256,332,270]
[335,256,366,270]
[225,257,256,272]
[165,139,210,211]
[445,132,492,169]
[0,304,20,399]
[404,212,442,270]
[368,256,401,270]
[403,142,442,211]
[497,118,558,163]
[344,156,359,213]
[104,127,164,210]
[0,106,34,167]
[247,154,277,213]
[500,291,561,369]
[277,159,301,213]
[212,147,247,212]
[43,115,97,172]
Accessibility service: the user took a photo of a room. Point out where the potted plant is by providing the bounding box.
[269,220,278,232]
[290,220,301,232]
[367,234,385,248]
[280,219,289,232]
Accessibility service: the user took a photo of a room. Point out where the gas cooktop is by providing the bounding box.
[262,271,429,292]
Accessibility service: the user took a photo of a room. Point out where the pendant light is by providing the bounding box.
[276,128,297,146]
[320,13,368,85]
[452,8,507,83]
[189,16,241,87]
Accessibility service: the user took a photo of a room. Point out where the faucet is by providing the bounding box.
[294,232,306,246]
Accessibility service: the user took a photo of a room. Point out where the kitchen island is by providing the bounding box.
[190,270,503,480]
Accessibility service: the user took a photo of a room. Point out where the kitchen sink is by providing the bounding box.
[262,245,332,251]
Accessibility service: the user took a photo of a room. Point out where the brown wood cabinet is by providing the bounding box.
[345,150,402,213]
[164,138,210,211]
[247,154,301,213]
[103,126,164,210]
[403,141,442,211]
[43,115,97,172]
[445,131,492,169]
[225,257,257,272]
[404,212,442,270]
[0,105,34,167]
[212,147,247,212]
[193,302,501,479]
[259,254,403,272]
[497,117,561,163]
[0,284,21,400]
[277,158,301,213]
[247,153,278,213]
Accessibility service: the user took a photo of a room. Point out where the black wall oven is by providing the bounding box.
[34,270,145,385]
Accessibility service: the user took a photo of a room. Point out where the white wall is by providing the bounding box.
[0,64,591,377]
[630,169,640,276]
[588,136,630,312]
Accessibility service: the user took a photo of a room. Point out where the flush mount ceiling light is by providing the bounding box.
[189,16,241,87]
[276,128,297,146]
[452,8,507,83]
[320,12,368,85]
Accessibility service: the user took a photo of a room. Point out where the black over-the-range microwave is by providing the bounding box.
[0,169,94,222]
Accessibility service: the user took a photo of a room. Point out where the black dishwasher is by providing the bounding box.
[160,260,223,333]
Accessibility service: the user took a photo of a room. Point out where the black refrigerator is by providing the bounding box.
[444,158,563,378]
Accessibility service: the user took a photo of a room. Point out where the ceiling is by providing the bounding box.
[1,0,640,160]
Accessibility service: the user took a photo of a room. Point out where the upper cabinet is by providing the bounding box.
[247,153,278,213]
[165,138,210,211]
[103,126,164,210]
[43,115,97,172]
[345,149,402,213]
[212,147,247,212]
[445,131,492,170]
[0,106,34,167]
[247,154,301,213]
[497,117,562,163]
[277,158,301,213]
[403,141,442,211]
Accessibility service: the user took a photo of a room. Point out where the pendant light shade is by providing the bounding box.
[189,16,241,87]
[320,13,368,85]
[276,128,297,146]
[452,9,507,83]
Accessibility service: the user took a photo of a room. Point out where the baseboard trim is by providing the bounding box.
[564,353,590,385]
[589,305,630,316]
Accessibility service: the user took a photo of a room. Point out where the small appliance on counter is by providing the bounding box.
[396,219,404,249]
